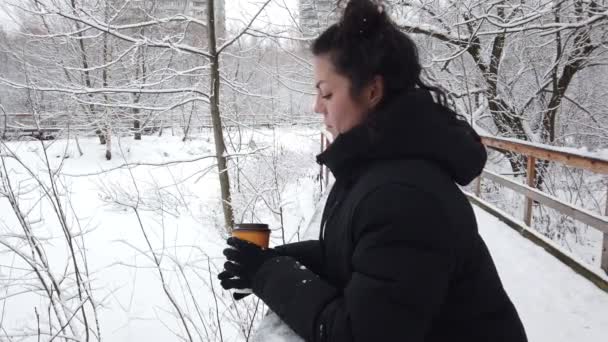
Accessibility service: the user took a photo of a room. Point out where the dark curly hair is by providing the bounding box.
[311,0,447,110]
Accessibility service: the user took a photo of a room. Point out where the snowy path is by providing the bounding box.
[476,206,608,342]
[254,204,608,342]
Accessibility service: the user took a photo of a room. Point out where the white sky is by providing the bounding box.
[0,0,299,32]
[0,2,17,31]
[225,0,299,30]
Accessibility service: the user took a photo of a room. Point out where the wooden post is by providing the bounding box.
[474,176,482,198]
[320,133,325,193]
[324,136,330,190]
[602,234,608,275]
[603,185,608,274]
[604,183,608,217]
[524,156,537,227]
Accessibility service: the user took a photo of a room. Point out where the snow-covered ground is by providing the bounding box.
[252,201,608,342]
[476,206,608,342]
[0,127,322,341]
[2,128,608,342]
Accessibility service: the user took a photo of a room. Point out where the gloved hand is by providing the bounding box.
[218,237,280,300]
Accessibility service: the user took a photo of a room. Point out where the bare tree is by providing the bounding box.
[0,138,101,341]
[393,0,608,180]
[208,0,234,230]
[0,0,277,230]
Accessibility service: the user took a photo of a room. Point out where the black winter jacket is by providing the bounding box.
[251,89,528,342]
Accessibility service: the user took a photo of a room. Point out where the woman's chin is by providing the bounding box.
[324,126,337,140]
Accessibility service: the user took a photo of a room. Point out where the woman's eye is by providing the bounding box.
[322,94,332,100]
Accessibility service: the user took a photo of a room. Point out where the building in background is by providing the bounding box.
[299,0,337,37]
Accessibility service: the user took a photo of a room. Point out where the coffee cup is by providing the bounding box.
[232,223,270,249]
[231,223,270,296]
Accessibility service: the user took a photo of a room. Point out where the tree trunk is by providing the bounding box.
[182,104,194,142]
[74,134,84,156]
[70,0,105,144]
[482,16,527,176]
[105,126,112,160]
[0,102,7,140]
[101,10,111,157]
[134,115,141,140]
[96,129,107,145]
[133,29,146,141]
[208,0,234,232]
[535,2,594,189]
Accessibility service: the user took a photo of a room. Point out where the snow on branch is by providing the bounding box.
[0,77,210,98]
[399,23,470,46]
[52,10,212,59]
[62,147,268,178]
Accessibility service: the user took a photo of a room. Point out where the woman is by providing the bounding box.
[218,1,528,341]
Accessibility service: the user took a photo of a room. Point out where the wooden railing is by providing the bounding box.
[319,131,331,193]
[318,131,608,284]
[475,134,608,276]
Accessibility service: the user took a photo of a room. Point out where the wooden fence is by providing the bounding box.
[320,132,331,193]
[474,135,608,276]
[319,131,608,291]
[2,113,322,140]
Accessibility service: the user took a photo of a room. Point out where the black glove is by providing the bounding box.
[218,237,279,300]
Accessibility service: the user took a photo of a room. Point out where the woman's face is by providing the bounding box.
[313,54,375,139]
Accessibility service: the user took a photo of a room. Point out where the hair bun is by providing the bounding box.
[340,0,388,38]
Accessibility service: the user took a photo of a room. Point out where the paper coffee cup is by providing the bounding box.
[232,223,270,249]
[231,223,270,295]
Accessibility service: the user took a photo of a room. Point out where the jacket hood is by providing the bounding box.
[316,89,487,186]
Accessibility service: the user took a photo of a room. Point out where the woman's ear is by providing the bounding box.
[368,75,384,108]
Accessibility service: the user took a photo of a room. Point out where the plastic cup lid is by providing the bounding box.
[234,223,270,231]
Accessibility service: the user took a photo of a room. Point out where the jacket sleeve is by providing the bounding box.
[274,240,324,277]
[252,184,455,342]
